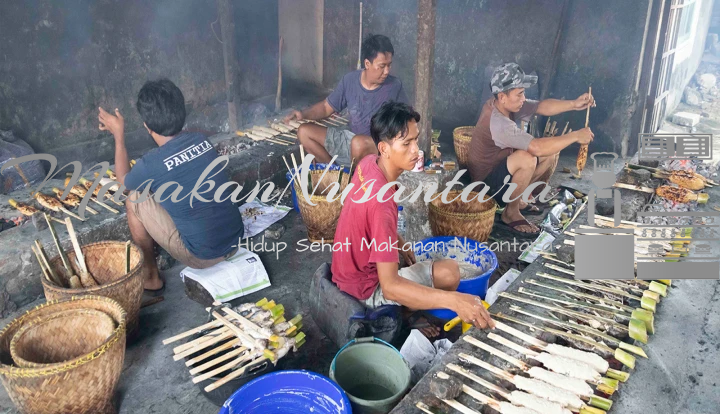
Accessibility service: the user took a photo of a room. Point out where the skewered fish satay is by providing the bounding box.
[34,192,84,221]
[8,199,38,216]
[79,177,123,206]
[655,185,709,204]
[52,188,98,215]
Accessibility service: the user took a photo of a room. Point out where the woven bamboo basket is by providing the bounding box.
[42,241,144,337]
[453,126,474,167]
[428,190,497,243]
[0,296,126,414]
[10,309,116,368]
[295,168,351,243]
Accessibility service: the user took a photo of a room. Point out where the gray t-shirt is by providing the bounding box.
[489,99,540,151]
[326,70,409,136]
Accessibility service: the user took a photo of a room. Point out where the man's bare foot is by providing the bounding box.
[501,208,539,233]
[419,326,441,338]
[144,270,164,291]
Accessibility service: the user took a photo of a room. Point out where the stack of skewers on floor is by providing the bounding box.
[163,298,305,392]
[420,258,671,414]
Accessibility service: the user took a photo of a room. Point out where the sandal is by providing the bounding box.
[143,282,166,297]
[497,218,541,236]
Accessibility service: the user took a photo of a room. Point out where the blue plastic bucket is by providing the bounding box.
[412,236,498,320]
[218,370,352,414]
[286,163,350,212]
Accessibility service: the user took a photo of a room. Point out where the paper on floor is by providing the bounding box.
[519,230,556,263]
[239,200,291,238]
[180,248,271,303]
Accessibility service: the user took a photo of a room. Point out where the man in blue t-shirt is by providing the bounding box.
[283,34,409,167]
[98,79,243,295]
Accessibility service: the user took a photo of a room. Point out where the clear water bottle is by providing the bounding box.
[397,206,406,237]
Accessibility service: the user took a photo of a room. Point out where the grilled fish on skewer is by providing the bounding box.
[8,199,38,216]
[52,188,98,214]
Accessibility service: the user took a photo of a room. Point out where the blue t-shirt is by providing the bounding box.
[125,131,244,260]
[326,70,409,136]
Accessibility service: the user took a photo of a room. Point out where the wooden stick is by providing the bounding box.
[585,86,592,128]
[31,244,52,283]
[282,156,297,186]
[90,197,120,214]
[34,240,63,287]
[163,320,223,345]
[280,133,297,140]
[561,122,569,136]
[212,311,265,351]
[275,36,283,113]
[493,320,548,348]
[214,302,274,338]
[193,350,255,384]
[59,206,85,221]
[141,296,164,308]
[45,213,72,274]
[204,354,266,392]
[123,240,131,273]
[488,332,538,357]
[415,402,435,414]
[174,326,230,354]
[613,182,654,193]
[299,145,306,165]
[173,330,235,361]
[185,338,240,367]
[463,336,529,370]
[65,217,97,287]
[189,346,247,376]
[290,153,300,186]
[446,362,510,398]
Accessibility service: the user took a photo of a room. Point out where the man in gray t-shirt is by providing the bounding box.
[469,63,595,235]
[283,34,408,167]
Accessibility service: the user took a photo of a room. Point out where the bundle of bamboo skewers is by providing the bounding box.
[31,213,102,289]
[163,298,305,393]
[426,273,672,414]
[237,114,348,146]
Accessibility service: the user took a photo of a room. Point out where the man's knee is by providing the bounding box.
[510,150,538,172]
[434,260,460,289]
[297,124,312,144]
[351,135,377,160]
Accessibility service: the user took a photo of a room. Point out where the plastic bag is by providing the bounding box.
[0,130,45,194]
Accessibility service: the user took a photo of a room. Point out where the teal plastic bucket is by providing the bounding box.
[329,337,411,414]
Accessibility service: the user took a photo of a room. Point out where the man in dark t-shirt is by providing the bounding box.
[98,79,243,294]
[283,34,409,167]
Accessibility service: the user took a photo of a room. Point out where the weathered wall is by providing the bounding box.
[323,0,650,154]
[549,0,651,156]
[666,0,714,114]
[280,0,324,86]
[0,0,278,167]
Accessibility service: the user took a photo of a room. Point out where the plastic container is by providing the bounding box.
[413,236,498,320]
[330,337,410,414]
[286,163,350,212]
[397,206,406,237]
[218,370,351,414]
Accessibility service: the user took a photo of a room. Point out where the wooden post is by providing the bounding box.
[218,0,239,131]
[414,0,436,156]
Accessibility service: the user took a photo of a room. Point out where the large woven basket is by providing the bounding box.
[428,190,497,243]
[295,169,350,243]
[10,309,115,368]
[42,241,144,337]
[0,296,126,414]
[453,126,474,167]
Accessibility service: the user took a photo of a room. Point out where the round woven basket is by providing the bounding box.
[295,169,350,243]
[42,241,144,337]
[10,309,115,368]
[0,296,126,414]
[453,126,474,167]
[428,190,497,243]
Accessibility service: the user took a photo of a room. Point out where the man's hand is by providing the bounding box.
[573,127,594,145]
[98,107,125,138]
[283,109,303,124]
[452,293,495,330]
[398,235,416,265]
[572,92,596,111]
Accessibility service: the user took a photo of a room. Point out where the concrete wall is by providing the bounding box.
[666,0,715,113]
[323,0,651,154]
[280,0,324,86]
[0,0,279,167]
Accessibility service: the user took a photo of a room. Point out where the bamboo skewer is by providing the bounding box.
[34,193,85,221]
[173,331,235,361]
[434,372,496,414]
[506,306,648,358]
[188,344,245,374]
[185,338,240,367]
[192,349,255,384]
[125,240,131,274]
[205,354,266,392]
[526,278,634,314]
[69,185,120,213]
[44,213,82,289]
[517,287,632,322]
[34,240,63,287]
[575,86,591,177]
[52,188,98,215]
[163,320,223,345]
[65,217,98,287]
[31,244,52,284]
